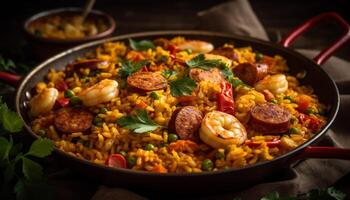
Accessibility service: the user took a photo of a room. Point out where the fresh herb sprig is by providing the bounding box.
[169,77,197,97]
[118,60,149,78]
[0,55,30,75]
[116,109,161,133]
[186,54,223,70]
[0,98,54,199]
[161,69,177,79]
[129,38,155,51]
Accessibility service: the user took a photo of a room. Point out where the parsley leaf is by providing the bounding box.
[27,138,54,158]
[0,100,23,133]
[186,54,223,70]
[169,77,197,97]
[116,109,161,133]
[22,157,43,181]
[307,187,346,200]
[161,69,177,79]
[260,192,296,200]
[118,60,148,78]
[129,38,155,51]
[0,136,12,161]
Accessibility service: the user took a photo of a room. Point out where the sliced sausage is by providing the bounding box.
[54,107,93,133]
[189,68,225,84]
[127,72,167,91]
[72,59,110,70]
[168,106,203,141]
[211,46,238,61]
[233,62,268,85]
[250,103,291,134]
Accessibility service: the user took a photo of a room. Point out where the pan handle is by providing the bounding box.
[280,12,350,65]
[288,146,350,164]
[0,72,22,87]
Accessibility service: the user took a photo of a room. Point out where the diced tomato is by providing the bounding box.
[296,95,312,113]
[299,113,321,132]
[56,98,70,107]
[245,139,281,148]
[176,95,196,103]
[167,45,178,55]
[151,164,168,173]
[140,66,148,72]
[106,154,127,168]
[136,101,148,109]
[217,81,235,115]
[55,81,68,91]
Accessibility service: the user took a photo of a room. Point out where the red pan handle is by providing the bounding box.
[288,146,350,164]
[0,72,22,87]
[280,12,350,65]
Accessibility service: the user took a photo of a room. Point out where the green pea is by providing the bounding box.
[150,92,159,100]
[201,159,213,171]
[289,127,300,134]
[144,143,155,151]
[168,134,178,143]
[283,96,294,102]
[70,96,81,105]
[255,52,264,61]
[271,99,278,104]
[306,108,316,115]
[100,107,108,114]
[185,49,193,54]
[37,129,46,136]
[64,89,74,98]
[215,151,225,160]
[93,117,103,127]
[127,156,137,167]
[119,151,127,157]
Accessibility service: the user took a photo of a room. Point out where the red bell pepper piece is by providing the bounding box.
[140,66,148,72]
[217,81,235,115]
[167,45,178,55]
[106,154,127,168]
[299,113,321,132]
[56,98,70,107]
[55,81,68,91]
[245,139,281,148]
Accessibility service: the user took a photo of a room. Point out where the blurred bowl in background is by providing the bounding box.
[24,7,116,60]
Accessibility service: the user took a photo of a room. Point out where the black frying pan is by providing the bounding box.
[1,12,350,191]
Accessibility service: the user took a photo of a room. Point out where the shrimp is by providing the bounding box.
[78,79,119,107]
[199,111,247,148]
[254,74,288,95]
[176,40,214,53]
[29,87,58,117]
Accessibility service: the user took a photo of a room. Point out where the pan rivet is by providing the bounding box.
[25,91,32,99]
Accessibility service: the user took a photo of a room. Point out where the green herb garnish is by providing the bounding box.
[169,77,197,97]
[118,60,149,79]
[161,69,177,79]
[186,54,223,70]
[116,109,161,133]
[129,38,155,51]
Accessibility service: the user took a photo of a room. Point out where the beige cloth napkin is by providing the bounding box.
[92,1,350,199]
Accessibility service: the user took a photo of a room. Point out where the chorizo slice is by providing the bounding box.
[72,59,110,70]
[233,62,268,85]
[211,46,238,61]
[168,106,203,141]
[54,107,93,133]
[250,103,291,134]
[127,72,167,91]
[189,68,225,84]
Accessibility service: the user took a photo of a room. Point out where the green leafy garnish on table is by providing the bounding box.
[169,77,197,97]
[116,109,161,133]
[0,54,30,75]
[0,97,54,199]
[129,38,155,51]
[186,53,223,70]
